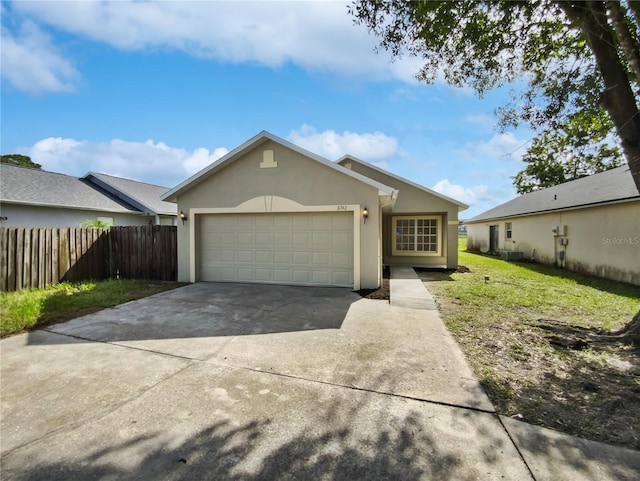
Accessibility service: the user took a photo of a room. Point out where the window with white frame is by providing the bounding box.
[392,216,441,256]
[505,222,513,240]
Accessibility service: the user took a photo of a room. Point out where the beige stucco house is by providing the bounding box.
[467,165,640,286]
[162,131,467,289]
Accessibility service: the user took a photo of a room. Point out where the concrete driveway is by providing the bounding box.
[1,282,637,480]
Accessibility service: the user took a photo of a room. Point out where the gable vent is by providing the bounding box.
[260,150,277,169]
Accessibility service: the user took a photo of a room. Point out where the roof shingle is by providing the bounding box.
[468,165,639,223]
[84,172,176,216]
[1,164,138,213]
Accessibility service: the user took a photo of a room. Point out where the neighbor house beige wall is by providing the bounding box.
[0,203,153,228]
[175,140,383,288]
[467,200,640,285]
[343,160,461,268]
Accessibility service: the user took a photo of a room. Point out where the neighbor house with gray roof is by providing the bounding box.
[466,165,640,286]
[0,164,177,228]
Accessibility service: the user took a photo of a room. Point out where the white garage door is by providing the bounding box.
[199,212,354,287]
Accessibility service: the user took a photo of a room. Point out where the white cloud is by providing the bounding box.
[23,137,228,188]
[287,124,401,162]
[0,20,79,94]
[432,178,519,217]
[464,113,494,126]
[432,179,492,206]
[10,1,423,84]
[458,132,529,162]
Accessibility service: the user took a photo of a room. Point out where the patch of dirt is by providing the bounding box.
[421,276,640,451]
[357,266,390,300]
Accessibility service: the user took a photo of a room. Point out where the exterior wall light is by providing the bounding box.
[179,211,187,225]
[362,206,369,224]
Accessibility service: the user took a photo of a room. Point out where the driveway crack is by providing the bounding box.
[211,359,497,415]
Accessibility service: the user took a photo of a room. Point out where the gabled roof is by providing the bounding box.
[468,165,639,223]
[0,164,138,213]
[83,172,176,216]
[161,131,398,202]
[336,155,469,211]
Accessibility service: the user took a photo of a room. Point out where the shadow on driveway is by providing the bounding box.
[33,283,361,345]
[1,362,530,481]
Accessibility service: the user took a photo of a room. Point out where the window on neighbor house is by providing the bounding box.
[505,222,513,240]
[392,216,441,256]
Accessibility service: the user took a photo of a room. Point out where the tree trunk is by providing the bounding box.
[606,1,640,92]
[628,0,640,31]
[618,309,640,345]
[559,1,640,194]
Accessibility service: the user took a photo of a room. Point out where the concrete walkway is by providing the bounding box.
[390,266,437,310]
[389,266,640,481]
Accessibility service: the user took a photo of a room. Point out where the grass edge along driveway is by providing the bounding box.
[0,279,187,338]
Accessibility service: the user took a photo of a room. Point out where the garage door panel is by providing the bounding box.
[332,271,351,286]
[274,233,291,245]
[255,250,273,263]
[315,215,335,229]
[255,269,273,281]
[237,217,254,228]
[333,232,350,248]
[292,216,311,229]
[237,250,254,263]
[274,217,291,229]
[199,212,353,287]
[312,271,331,284]
[220,250,237,262]
[220,232,235,245]
[312,252,330,265]
[237,268,255,281]
[220,217,237,229]
[274,251,292,264]
[293,251,310,264]
[273,269,292,283]
[205,267,237,281]
[293,233,309,245]
[238,233,254,245]
[255,216,272,228]
[312,232,330,246]
[332,215,351,229]
[332,252,350,265]
[293,270,310,283]
[255,232,272,244]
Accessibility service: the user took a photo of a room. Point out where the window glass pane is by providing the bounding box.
[394,217,438,253]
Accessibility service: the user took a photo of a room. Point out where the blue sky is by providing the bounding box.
[1,1,532,218]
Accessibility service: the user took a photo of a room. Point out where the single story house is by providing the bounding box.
[467,165,640,286]
[0,164,177,228]
[161,131,467,289]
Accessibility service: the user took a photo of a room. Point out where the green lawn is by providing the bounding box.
[419,236,640,449]
[449,241,638,331]
[0,279,186,337]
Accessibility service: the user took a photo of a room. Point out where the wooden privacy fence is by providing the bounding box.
[0,225,177,292]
